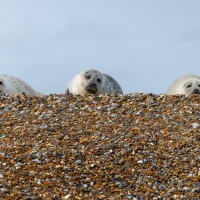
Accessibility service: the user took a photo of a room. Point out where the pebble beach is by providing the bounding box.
[0,93,199,199]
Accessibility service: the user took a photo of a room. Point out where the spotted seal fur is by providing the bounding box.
[65,69,123,95]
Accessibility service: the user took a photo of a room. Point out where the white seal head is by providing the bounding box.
[166,74,200,95]
[65,69,123,95]
[0,74,43,96]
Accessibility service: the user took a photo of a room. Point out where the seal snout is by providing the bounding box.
[90,83,97,88]
[86,83,98,93]
[192,88,200,94]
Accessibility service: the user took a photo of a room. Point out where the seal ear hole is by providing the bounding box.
[97,78,101,83]
[86,75,91,79]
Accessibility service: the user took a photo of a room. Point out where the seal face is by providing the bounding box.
[183,80,200,94]
[66,69,123,95]
[0,74,43,96]
[82,70,104,94]
[166,74,200,95]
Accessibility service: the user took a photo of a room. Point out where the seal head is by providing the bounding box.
[81,69,103,94]
[183,79,200,95]
[66,69,123,95]
[166,74,200,95]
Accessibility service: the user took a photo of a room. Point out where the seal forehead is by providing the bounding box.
[184,81,192,85]
[83,69,101,75]
[82,70,102,79]
[184,78,200,85]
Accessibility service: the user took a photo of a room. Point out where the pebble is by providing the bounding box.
[0,93,199,199]
[75,159,82,165]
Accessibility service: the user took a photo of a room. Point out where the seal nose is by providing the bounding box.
[91,83,97,89]
[86,83,98,93]
[193,89,200,94]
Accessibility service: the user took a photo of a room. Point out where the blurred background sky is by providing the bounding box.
[0,0,200,95]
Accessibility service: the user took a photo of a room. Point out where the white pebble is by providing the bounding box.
[192,123,198,128]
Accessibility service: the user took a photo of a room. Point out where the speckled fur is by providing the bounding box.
[66,69,123,95]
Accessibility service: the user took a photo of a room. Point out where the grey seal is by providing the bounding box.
[65,69,123,95]
[166,74,200,95]
[0,74,43,96]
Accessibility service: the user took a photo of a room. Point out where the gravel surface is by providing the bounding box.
[0,93,199,199]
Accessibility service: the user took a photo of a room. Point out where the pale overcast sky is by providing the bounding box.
[0,1,200,95]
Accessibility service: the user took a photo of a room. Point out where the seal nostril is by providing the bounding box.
[91,83,97,88]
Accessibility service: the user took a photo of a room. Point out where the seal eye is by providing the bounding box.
[187,84,192,88]
[86,75,91,79]
[0,81,2,85]
[97,78,101,83]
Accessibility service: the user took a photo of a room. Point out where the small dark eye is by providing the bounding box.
[0,81,2,85]
[187,84,192,88]
[97,78,101,83]
[86,75,91,79]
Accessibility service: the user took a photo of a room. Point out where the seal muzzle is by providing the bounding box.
[86,83,98,94]
[192,89,200,94]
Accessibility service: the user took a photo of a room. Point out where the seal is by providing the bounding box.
[0,74,43,96]
[65,69,123,95]
[166,74,200,95]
